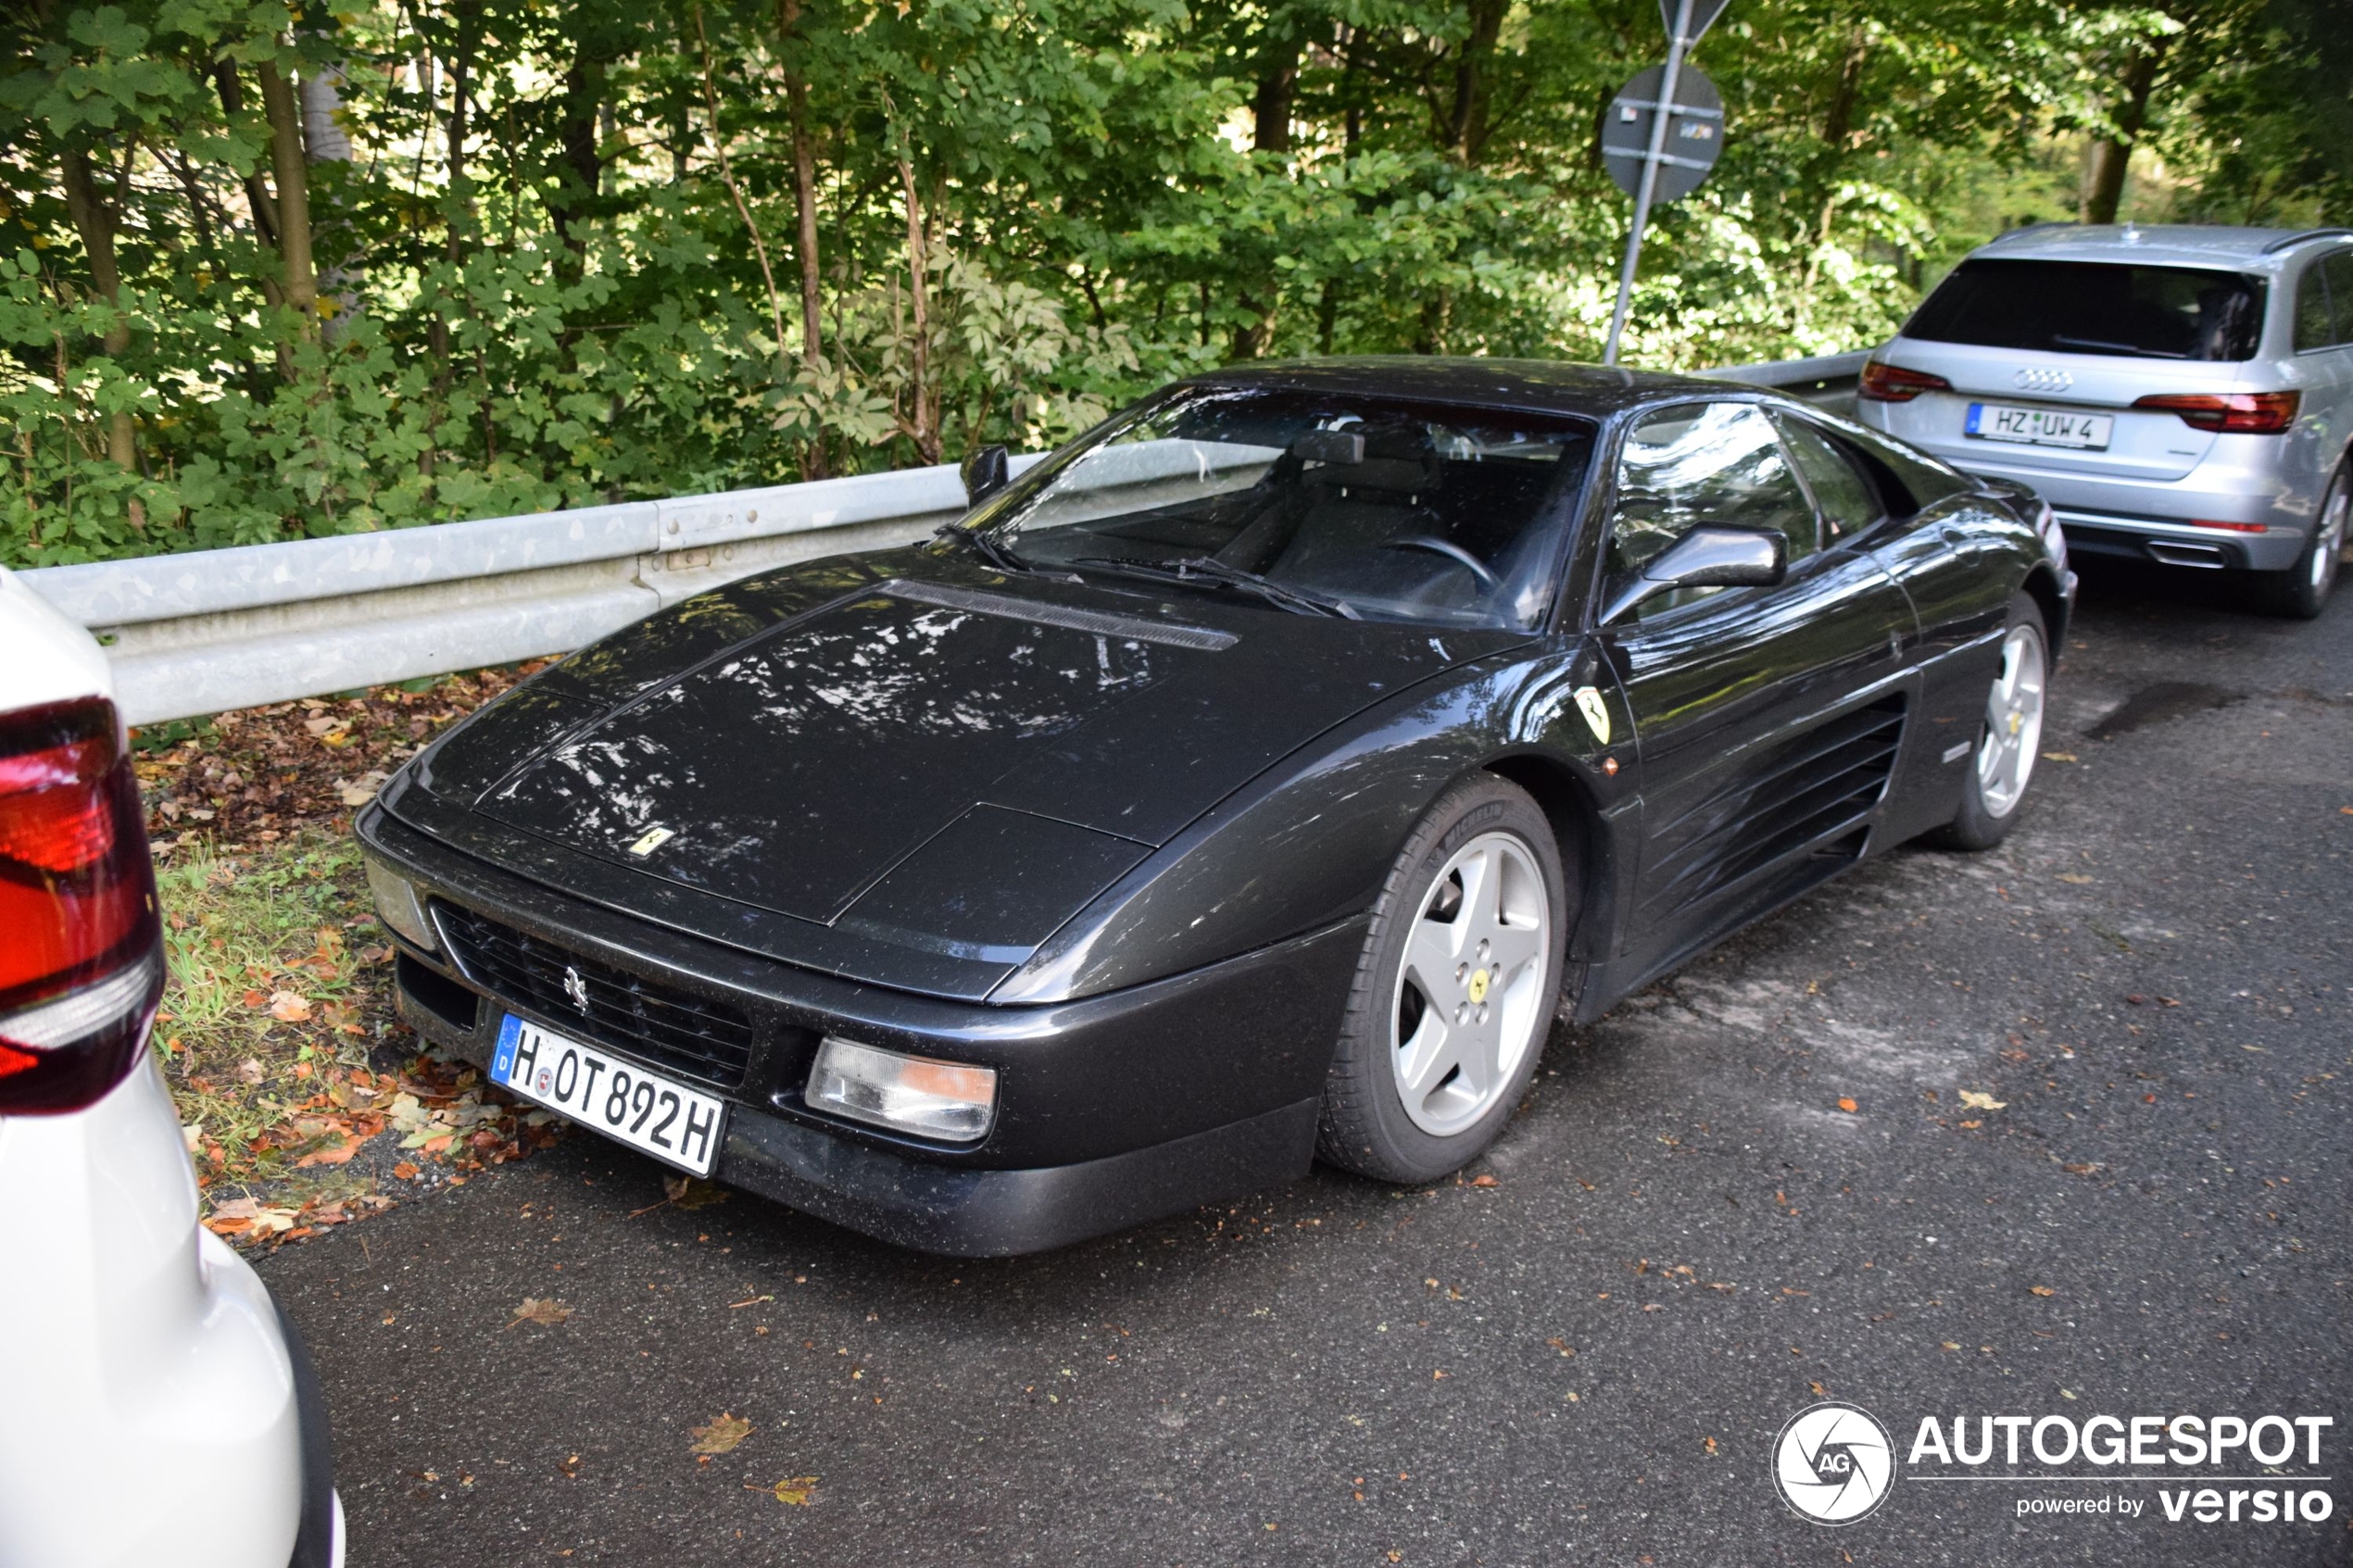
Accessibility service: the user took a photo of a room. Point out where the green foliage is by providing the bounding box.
[0,0,2341,566]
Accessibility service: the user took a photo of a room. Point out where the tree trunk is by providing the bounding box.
[1821,26,1869,150]
[781,0,827,475]
[548,50,606,257]
[256,61,320,325]
[212,64,283,257]
[2082,42,2166,225]
[693,3,790,361]
[425,3,477,477]
[1436,0,1506,166]
[1251,35,1298,156]
[1232,31,1300,361]
[57,146,138,474]
[898,156,937,464]
[299,64,359,329]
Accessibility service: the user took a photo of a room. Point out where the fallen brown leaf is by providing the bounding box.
[1957,1090,2007,1110]
[1468,1173,1499,1188]
[391,1160,420,1180]
[2029,1286,2056,1298]
[507,1297,573,1329]
[689,1412,754,1455]
[294,1132,370,1168]
[664,1173,728,1210]
[763,1475,818,1506]
[1836,1098,1858,1113]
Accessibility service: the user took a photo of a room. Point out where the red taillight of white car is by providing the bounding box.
[2131,391,2301,434]
[1857,359,1953,402]
[0,696,163,1114]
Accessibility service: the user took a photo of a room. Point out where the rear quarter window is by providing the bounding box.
[1903,257,2266,362]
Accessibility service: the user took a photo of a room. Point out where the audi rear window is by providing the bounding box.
[1902,258,2266,362]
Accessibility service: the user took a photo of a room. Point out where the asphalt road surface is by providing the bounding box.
[260,559,2351,1566]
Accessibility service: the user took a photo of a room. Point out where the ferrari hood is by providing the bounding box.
[412,561,1521,974]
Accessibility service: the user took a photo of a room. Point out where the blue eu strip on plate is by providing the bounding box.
[491,1013,522,1081]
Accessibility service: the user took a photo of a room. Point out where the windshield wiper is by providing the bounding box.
[932,522,1031,573]
[1069,555,1361,620]
[2050,334,2188,360]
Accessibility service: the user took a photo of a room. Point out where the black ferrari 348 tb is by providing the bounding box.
[359,358,2075,1254]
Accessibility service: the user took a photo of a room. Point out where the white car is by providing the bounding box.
[0,566,343,1567]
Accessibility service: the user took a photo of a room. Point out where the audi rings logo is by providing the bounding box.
[2013,366,2073,394]
[1774,1401,1897,1524]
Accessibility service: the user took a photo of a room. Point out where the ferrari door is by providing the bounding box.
[1599,402,1917,960]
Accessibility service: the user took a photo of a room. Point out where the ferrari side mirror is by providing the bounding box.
[961,444,1011,505]
[1602,525,1787,625]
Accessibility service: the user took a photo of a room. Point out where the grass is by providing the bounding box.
[151,824,560,1243]
[153,828,387,1167]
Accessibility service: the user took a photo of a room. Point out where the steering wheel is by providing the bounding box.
[1382,535,1498,589]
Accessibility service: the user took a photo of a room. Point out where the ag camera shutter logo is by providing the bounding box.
[1774,1401,1897,1524]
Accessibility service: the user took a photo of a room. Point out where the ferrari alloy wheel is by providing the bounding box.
[1931,595,2047,851]
[1390,832,1551,1137]
[1976,618,2046,818]
[1318,776,1569,1184]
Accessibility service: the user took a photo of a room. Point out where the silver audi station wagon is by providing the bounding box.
[1857,223,2350,617]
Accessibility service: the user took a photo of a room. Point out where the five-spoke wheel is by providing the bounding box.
[1933,595,2048,851]
[1390,832,1551,1137]
[1319,776,1568,1183]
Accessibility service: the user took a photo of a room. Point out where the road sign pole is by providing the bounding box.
[1602,0,1696,366]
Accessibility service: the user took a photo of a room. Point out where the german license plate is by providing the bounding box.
[1966,402,2112,450]
[490,1015,726,1176]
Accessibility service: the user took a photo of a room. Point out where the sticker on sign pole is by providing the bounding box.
[1599,63,1725,203]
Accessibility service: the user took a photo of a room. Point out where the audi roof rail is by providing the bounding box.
[2260,228,2353,254]
[1990,220,2078,241]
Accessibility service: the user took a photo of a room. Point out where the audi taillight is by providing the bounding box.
[0,696,162,1114]
[2131,391,2300,434]
[1858,360,1952,403]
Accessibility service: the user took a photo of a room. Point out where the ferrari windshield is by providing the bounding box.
[975,387,1597,629]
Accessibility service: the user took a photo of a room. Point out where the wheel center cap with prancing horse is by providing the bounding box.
[1467,968,1491,1004]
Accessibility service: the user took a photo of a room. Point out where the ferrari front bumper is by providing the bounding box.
[357,805,1359,1255]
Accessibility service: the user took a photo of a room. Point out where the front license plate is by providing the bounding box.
[1966,402,2113,450]
[490,1015,726,1176]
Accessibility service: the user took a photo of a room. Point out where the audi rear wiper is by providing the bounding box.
[1069,555,1361,620]
[2050,335,2187,360]
[932,522,1032,574]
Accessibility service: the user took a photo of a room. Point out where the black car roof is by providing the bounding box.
[1178,355,1736,420]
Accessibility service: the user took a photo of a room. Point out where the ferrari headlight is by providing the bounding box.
[806,1038,997,1143]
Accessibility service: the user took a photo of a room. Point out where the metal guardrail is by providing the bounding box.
[19,352,1874,726]
[1704,348,1873,411]
[21,456,1041,726]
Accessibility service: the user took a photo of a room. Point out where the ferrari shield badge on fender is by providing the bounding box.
[627,826,675,857]
[1573,685,1612,746]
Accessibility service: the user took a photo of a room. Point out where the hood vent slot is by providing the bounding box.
[883,580,1238,651]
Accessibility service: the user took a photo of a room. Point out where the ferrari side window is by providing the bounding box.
[1606,403,1815,618]
[1772,414,1882,541]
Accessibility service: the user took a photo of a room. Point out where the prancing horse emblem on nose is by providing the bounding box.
[563,965,590,1013]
